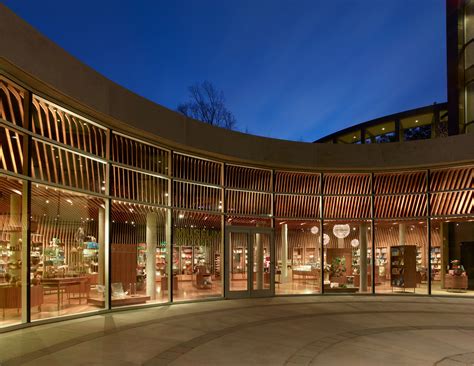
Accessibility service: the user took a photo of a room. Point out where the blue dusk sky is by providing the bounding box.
[3,0,446,142]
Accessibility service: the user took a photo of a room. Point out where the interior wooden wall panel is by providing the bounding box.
[173,181,220,211]
[275,172,320,194]
[173,153,221,185]
[31,97,107,158]
[374,171,426,194]
[374,194,427,218]
[323,173,371,195]
[430,166,474,191]
[275,194,320,218]
[112,133,168,175]
[323,196,371,218]
[0,78,24,127]
[225,165,271,191]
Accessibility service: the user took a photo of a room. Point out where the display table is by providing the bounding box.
[193,273,212,289]
[88,295,150,307]
[41,277,89,311]
[0,285,43,317]
[292,266,320,284]
[444,274,468,290]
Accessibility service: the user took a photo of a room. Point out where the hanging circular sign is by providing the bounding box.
[310,226,319,235]
[333,224,351,239]
[319,233,330,246]
[351,239,359,248]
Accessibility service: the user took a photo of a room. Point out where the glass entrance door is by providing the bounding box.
[225,227,274,298]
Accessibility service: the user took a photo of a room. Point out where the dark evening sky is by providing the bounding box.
[3,1,446,142]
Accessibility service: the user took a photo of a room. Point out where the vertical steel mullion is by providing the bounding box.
[105,128,112,310]
[22,89,32,323]
[168,151,173,303]
[371,172,375,294]
[427,170,432,295]
[320,173,324,294]
[221,162,225,298]
[271,169,275,296]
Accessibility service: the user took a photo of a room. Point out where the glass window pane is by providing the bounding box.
[275,220,321,295]
[0,78,25,127]
[32,96,107,158]
[0,125,24,174]
[0,175,24,328]
[30,183,106,320]
[324,220,372,294]
[110,201,169,307]
[430,219,474,295]
[172,210,222,301]
[374,220,428,295]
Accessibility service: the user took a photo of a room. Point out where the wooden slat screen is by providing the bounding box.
[430,191,474,216]
[430,166,474,191]
[32,96,107,158]
[31,139,106,193]
[112,134,169,175]
[0,78,24,127]
[374,171,426,194]
[173,153,221,185]
[173,181,221,212]
[323,173,371,195]
[111,166,168,205]
[374,194,427,218]
[324,196,371,218]
[275,194,320,218]
[226,215,272,227]
[225,165,271,191]
[226,190,272,216]
[275,171,320,194]
[0,125,23,174]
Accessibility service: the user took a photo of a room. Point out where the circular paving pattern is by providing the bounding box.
[1,296,474,365]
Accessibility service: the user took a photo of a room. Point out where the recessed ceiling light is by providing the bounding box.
[415,120,419,123]
[382,127,385,131]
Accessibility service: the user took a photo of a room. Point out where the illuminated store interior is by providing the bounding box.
[0,0,473,331]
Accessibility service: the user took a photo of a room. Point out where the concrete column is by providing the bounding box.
[98,207,105,285]
[440,223,449,288]
[146,212,158,299]
[9,194,22,283]
[255,233,264,290]
[281,224,288,283]
[337,237,345,248]
[399,223,406,246]
[359,223,368,293]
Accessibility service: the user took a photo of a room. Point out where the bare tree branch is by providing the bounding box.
[176,81,237,130]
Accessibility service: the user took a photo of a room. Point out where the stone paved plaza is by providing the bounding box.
[2,296,474,365]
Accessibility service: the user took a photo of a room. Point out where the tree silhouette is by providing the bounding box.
[177,81,237,130]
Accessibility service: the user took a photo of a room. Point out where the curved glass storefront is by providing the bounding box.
[0,74,473,331]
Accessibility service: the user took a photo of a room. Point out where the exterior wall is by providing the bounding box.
[0,3,473,333]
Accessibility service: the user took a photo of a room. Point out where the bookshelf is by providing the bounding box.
[390,245,417,292]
